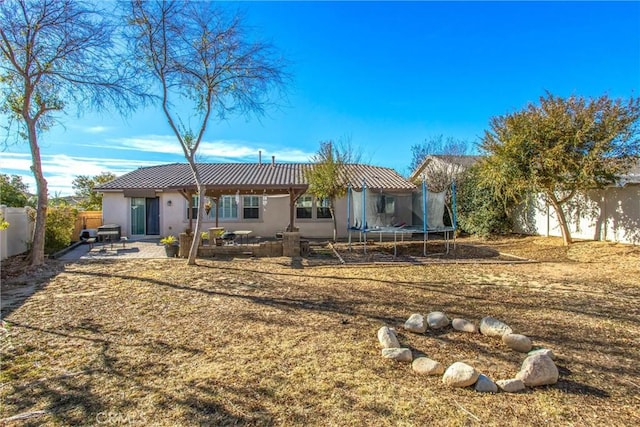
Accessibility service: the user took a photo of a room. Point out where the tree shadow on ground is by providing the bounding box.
[3,319,264,425]
[555,379,610,398]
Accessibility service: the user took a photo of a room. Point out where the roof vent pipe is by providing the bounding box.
[258,150,262,165]
[271,155,275,167]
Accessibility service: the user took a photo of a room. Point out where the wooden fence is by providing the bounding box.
[72,211,103,241]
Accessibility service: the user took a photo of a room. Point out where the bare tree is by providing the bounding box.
[306,139,361,241]
[409,135,474,227]
[0,0,144,266]
[409,135,472,191]
[126,0,286,265]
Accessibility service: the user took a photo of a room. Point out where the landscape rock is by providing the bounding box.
[496,379,525,393]
[377,326,400,349]
[412,357,444,375]
[474,374,498,393]
[528,348,556,360]
[452,318,478,333]
[404,314,427,333]
[516,354,559,386]
[442,362,479,387]
[503,333,533,352]
[381,348,413,362]
[427,311,450,329]
[480,316,513,337]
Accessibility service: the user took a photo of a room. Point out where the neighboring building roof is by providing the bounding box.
[619,158,640,186]
[410,155,482,182]
[409,155,640,186]
[96,162,416,193]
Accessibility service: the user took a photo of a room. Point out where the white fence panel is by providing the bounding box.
[512,185,640,244]
[0,205,34,260]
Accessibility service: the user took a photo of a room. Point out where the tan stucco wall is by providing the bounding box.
[102,190,416,240]
[512,185,640,244]
[101,193,129,236]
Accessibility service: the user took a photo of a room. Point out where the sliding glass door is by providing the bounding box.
[146,198,160,235]
[131,198,146,235]
[131,197,160,235]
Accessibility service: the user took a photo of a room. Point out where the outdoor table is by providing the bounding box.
[233,230,252,245]
[97,230,120,249]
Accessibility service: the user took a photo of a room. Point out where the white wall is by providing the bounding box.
[512,185,640,244]
[0,206,35,260]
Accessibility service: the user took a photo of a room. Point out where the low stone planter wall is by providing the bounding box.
[197,240,284,258]
[193,232,307,258]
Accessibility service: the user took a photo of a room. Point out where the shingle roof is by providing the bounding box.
[96,163,416,192]
[341,164,416,190]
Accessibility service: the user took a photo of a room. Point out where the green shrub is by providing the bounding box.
[456,166,513,237]
[45,206,77,254]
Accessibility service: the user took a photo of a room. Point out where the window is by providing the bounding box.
[243,196,259,219]
[187,195,199,219]
[374,194,395,215]
[219,195,238,219]
[384,196,395,215]
[296,195,313,218]
[317,197,332,218]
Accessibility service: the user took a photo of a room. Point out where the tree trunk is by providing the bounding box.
[27,118,48,266]
[187,172,204,266]
[547,193,573,246]
[330,202,337,242]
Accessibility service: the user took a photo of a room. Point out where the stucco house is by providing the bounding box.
[95,161,416,240]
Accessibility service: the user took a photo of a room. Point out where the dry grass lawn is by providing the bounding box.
[1,235,639,426]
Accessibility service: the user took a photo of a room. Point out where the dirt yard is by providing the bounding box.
[1,235,639,426]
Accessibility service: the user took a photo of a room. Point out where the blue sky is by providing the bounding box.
[2,1,639,195]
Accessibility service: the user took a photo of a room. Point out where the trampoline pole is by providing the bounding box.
[347,184,351,251]
[452,180,457,251]
[422,175,427,257]
[362,178,367,255]
[394,231,397,258]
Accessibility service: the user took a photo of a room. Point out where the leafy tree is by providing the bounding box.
[480,92,640,245]
[306,140,360,242]
[0,174,32,207]
[72,172,116,210]
[0,0,143,266]
[456,165,513,237]
[127,0,286,265]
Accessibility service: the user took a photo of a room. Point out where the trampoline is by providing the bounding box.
[347,177,457,256]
